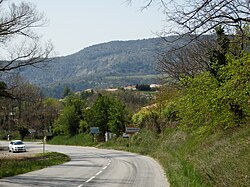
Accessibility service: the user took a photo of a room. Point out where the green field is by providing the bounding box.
[0,152,70,179]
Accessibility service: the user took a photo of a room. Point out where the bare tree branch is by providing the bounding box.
[158,37,214,80]
[132,0,250,42]
[131,0,250,81]
[0,0,53,73]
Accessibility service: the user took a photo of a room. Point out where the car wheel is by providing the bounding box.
[12,148,15,153]
[8,148,11,152]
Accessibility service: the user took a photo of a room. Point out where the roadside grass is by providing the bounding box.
[47,126,249,186]
[49,133,96,146]
[100,126,250,187]
[0,152,70,179]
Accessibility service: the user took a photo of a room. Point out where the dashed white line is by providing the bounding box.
[95,170,103,176]
[77,158,112,186]
[86,176,95,183]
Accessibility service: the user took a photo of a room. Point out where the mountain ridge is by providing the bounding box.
[18,36,187,97]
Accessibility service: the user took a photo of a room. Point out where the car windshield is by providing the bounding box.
[14,141,23,145]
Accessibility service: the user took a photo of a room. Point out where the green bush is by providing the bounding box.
[49,133,96,146]
[176,52,250,131]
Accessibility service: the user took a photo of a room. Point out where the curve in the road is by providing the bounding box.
[0,142,169,187]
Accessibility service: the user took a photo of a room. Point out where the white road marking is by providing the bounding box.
[95,170,103,176]
[85,176,95,183]
[77,158,112,186]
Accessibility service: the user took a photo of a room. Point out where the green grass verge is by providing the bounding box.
[49,133,97,146]
[47,127,249,186]
[100,126,250,187]
[0,152,70,179]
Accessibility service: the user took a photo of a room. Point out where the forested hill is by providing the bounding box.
[19,37,183,96]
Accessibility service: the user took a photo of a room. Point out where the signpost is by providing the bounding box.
[90,127,99,134]
[125,127,140,134]
[90,127,99,142]
[125,127,140,147]
[41,130,52,154]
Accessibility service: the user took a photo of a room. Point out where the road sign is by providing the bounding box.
[44,132,53,136]
[125,127,140,134]
[90,127,99,134]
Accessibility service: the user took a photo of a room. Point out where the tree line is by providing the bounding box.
[52,92,130,140]
[1,0,250,139]
[131,0,250,134]
[1,82,153,140]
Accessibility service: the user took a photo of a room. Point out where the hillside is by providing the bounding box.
[99,126,250,187]
[18,37,184,96]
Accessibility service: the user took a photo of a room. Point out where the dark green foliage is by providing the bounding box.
[0,81,13,99]
[52,92,130,139]
[108,99,129,136]
[53,94,86,136]
[89,94,129,140]
[136,84,151,91]
[64,94,86,117]
[62,86,71,98]
[53,105,79,136]
[18,126,30,141]
[89,94,111,140]
[208,26,230,81]
[80,89,94,100]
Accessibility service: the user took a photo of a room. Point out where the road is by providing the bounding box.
[0,141,169,187]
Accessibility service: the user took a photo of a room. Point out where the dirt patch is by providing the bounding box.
[0,148,42,159]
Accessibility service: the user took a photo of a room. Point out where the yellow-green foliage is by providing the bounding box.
[132,104,163,130]
[132,107,153,126]
[176,52,250,130]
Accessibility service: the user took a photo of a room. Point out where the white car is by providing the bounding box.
[122,133,130,138]
[8,140,26,153]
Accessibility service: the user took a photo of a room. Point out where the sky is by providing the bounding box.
[17,0,166,56]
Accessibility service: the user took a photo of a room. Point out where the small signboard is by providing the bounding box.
[125,127,140,134]
[44,132,53,136]
[90,127,99,134]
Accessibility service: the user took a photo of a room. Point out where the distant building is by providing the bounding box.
[85,89,94,93]
[105,88,118,92]
[143,103,158,110]
[124,85,136,91]
[150,84,162,89]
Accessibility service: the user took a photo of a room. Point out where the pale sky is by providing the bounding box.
[17,0,166,56]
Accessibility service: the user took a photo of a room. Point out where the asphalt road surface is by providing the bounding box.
[0,141,169,187]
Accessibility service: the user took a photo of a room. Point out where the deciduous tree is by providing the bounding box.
[131,0,250,45]
[0,0,53,72]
